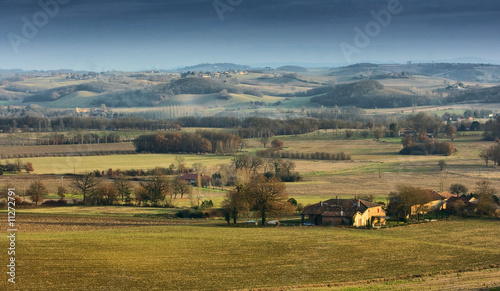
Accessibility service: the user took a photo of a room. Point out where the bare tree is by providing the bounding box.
[24,162,34,173]
[114,176,132,202]
[445,124,457,141]
[244,175,289,225]
[222,186,249,225]
[260,136,270,148]
[173,177,192,199]
[449,184,468,197]
[26,180,48,206]
[57,186,67,200]
[271,139,284,150]
[72,172,100,203]
[141,175,171,205]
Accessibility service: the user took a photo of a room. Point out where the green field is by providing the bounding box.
[3,213,499,290]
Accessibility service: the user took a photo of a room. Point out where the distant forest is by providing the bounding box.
[133,131,240,154]
[445,85,500,104]
[299,80,430,108]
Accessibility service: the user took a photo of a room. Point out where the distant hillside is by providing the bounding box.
[257,73,312,85]
[277,66,308,73]
[306,80,429,108]
[176,63,249,73]
[341,63,380,69]
[23,82,121,103]
[90,77,262,107]
[445,85,500,104]
[331,63,500,82]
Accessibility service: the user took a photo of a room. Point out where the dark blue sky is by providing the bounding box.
[1,0,499,71]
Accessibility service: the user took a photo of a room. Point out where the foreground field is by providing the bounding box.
[3,213,499,290]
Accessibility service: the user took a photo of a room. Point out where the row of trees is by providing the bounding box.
[400,141,456,156]
[0,159,34,174]
[256,148,351,161]
[479,144,500,166]
[133,130,241,154]
[71,172,193,206]
[0,116,183,133]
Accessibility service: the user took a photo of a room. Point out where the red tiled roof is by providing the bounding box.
[179,173,211,180]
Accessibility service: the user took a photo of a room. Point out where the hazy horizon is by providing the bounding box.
[2,0,500,71]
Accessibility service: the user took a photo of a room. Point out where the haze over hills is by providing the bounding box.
[0,62,499,117]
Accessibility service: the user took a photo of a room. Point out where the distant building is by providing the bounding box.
[302,198,386,227]
[179,173,211,187]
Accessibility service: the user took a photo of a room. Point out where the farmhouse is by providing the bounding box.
[179,173,211,187]
[302,198,386,227]
[444,196,478,213]
[410,190,449,216]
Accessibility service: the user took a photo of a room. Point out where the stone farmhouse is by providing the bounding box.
[302,198,386,227]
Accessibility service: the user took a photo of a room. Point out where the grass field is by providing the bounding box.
[2,213,499,290]
[15,154,233,175]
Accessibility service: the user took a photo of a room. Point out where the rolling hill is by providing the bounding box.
[307,80,430,108]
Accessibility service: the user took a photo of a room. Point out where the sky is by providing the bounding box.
[1,0,499,71]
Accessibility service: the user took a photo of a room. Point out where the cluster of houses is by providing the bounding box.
[301,191,480,227]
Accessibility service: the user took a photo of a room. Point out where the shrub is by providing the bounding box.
[175,209,204,219]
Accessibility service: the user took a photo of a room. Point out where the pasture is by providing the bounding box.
[2,213,499,290]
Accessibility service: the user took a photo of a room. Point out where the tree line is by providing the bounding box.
[256,148,351,161]
[133,130,241,154]
[0,116,183,132]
